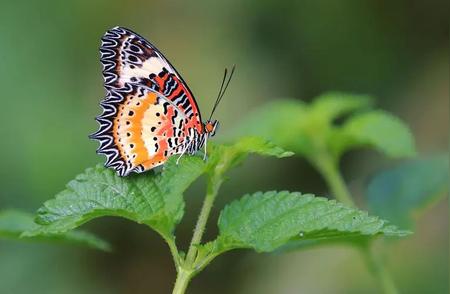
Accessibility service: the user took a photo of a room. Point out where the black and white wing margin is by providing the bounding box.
[99,26,186,91]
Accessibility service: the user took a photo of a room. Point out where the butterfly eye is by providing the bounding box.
[205,123,214,132]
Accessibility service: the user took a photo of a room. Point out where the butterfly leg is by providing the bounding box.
[176,140,192,165]
[203,138,208,161]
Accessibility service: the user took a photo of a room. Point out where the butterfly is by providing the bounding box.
[90,27,234,176]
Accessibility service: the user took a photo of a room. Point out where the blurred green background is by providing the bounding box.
[0,0,448,293]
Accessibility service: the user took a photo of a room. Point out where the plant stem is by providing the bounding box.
[361,246,399,294]
[171,175,222,294]
[313,152,399,294]
[164,236,181,271]
[185,176,222,265]
[311,153,355,207]
[172,268,192,294]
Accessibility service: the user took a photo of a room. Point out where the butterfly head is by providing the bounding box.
[204,120,219,137]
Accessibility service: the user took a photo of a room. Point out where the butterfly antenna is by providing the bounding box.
[209,64,236,121]
[209,68,228,121]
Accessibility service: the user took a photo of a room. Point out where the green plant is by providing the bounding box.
[0,209,109,251]
[19,136,406,294]
[367,154,449,229]
[8,92,445,293]
[230,92,447,294]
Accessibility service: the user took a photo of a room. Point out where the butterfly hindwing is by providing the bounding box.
[91,83,189,176]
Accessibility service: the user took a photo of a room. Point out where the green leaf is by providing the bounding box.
[367,154,449,228]
[309,92,373,122]
[229,136,293,158]
[332,110,416,158]
[25,156,207,240]
[224,100,309,153]
[229,93,414,162]
[25,137,289,244]
[0,210,110,251]
[211,191,408,253]
[207,137,293,177]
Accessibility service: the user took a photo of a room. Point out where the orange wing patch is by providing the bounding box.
[105,86,187,174]
[113,91,157,166]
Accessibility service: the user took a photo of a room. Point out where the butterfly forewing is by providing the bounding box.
[100,27,202,130]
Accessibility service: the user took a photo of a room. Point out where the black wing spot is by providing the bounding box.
[128,55,138,62]
[130,44,140,52]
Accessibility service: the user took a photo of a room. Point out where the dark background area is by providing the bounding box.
[0,0,448,293]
